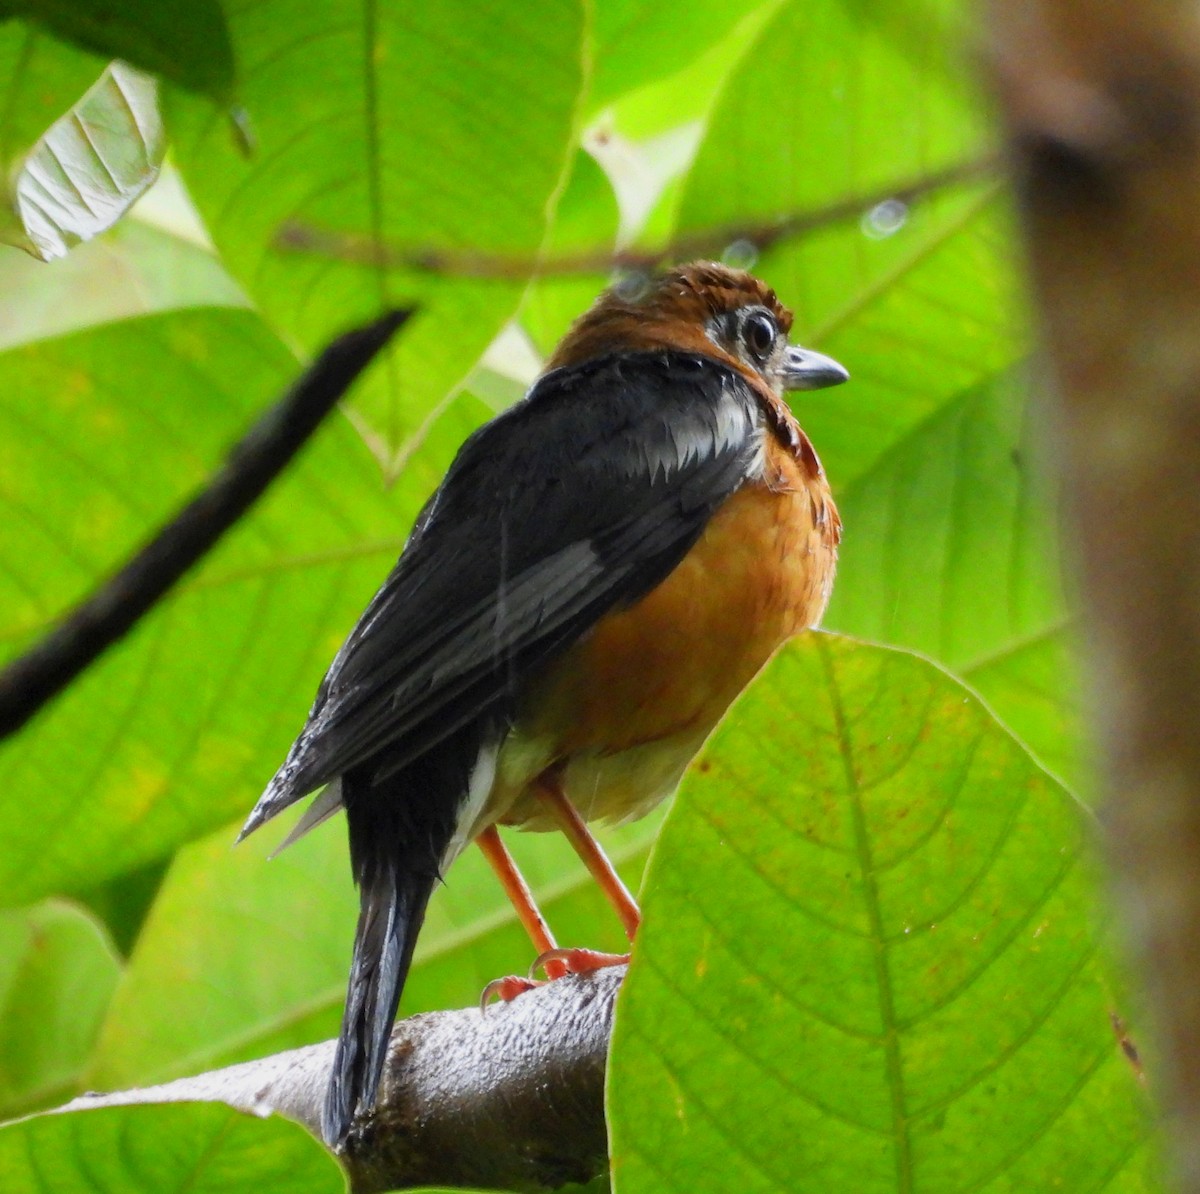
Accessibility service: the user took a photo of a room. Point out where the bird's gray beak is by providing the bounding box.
[780,344,849,391]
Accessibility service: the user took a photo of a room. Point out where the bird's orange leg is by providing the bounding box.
[534,771,641,942]
[477,826,568,1003]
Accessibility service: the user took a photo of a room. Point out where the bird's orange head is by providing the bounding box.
[547,261,847,397]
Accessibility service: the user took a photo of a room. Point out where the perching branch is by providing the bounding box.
[63,967,621,1193]
[987,1,1200,1187]
[275,154,999,279]
[0,308,411,741]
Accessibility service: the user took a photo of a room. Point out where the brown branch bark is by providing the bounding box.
[986,1,1200,1187]
[63,967,621,1193]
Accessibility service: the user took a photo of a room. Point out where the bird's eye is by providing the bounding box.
[741,310,778,364]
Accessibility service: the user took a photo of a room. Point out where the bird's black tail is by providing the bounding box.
[322,724,494,1146]
[323,855,433,1146]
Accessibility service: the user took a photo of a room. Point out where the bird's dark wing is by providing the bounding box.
[242,350,763,835]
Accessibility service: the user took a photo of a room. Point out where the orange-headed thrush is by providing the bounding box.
[239,261,848,1145]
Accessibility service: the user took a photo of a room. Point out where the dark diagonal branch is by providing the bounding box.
[0,308,412,740]
[275,153,999,280]
[63,967,621,1193]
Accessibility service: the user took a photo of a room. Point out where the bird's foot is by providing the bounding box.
[531,946,630,977]
[479,947,630,1010]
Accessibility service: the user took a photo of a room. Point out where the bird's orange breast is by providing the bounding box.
[500,434,839,828]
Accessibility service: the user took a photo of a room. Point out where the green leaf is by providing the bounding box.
[0,1103,341,1193]
[827,369,1061,662]
[962,626,1083,792]
[4,61,165,261]
[89,809,657,1087]
[603,1,778,143]
[519,150,619,359]
[167,0,587,454]
[800,196,1023,491]
[75,857,169,957]
[675,0,988,243]
[0,309,484,906]
[823,366,1080,787]
[3,0,235,102]
[0,900,120,1118]
[588,0,752,113]
[0,20,108,166]
[608,633,1159,1192]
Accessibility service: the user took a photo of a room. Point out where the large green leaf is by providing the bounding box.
[166,0,589,455]
[76,856,170,958]
[2,0,234,101]
[801,197,1023,491]
[0,900,120,1118]
[608,634,1157,1192]
[827,369,1060,662]
[588,0,752,114]
[0,1103,341,1193]
[89,809,657,1087]
[518,149,619,360]
[962,626,1082,791]
[0,19,107,167]
[676,0,988,237]
[823,366,1080,787]
[0,309,486,906]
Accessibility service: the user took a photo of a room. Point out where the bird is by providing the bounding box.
[238,261,847,1147]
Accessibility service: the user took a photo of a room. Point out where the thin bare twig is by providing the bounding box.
[275,153,999,279]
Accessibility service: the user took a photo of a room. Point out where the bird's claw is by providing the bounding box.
[530,946,631,978]
[480,947,632,1011]
[479,974,544,1010]
[477,950,633,1008]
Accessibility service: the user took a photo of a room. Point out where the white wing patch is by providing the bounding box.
[641,382,760,482]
